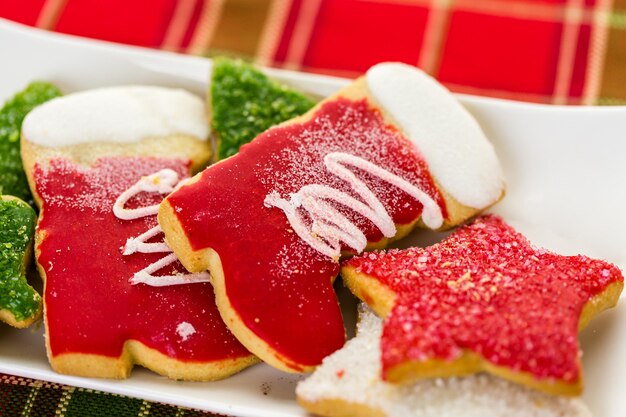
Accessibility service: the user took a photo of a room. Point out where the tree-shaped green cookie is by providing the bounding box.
[210,58,315,160]
[0,81,62,205]
[0,196,41,328]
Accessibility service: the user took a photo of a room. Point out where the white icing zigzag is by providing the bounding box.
[264,152,443,260]
[113,169,211,286]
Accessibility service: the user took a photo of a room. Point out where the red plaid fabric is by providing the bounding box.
[2,0,625,104]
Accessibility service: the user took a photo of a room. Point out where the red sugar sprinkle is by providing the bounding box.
[345,215,623,383]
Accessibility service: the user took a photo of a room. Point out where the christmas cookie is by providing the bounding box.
[0,195,41,328]
[297,305,592,417]
[21,86,256,380]
[159,63,505,372]
[342,215,624,396]
[210,57,315,160]
[0,81,61,205]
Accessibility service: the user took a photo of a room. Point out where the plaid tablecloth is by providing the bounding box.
[0,374,223,416]
[0,0,625,416]
[2,0,626,104]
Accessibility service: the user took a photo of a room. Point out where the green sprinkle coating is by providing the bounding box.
[211,58,315,160]
[0,197,40,323]
[0,82,62,205]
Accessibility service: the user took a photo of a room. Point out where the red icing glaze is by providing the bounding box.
[166,98,447,368]
[345,215,624,382]
[35,157,250,363]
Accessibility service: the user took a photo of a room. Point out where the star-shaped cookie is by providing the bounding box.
[297,305,592,417]
[342,215,623,395]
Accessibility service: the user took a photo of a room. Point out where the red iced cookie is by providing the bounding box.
[22,86,255,379]
[159,63,505,372]
[343,215,624,395]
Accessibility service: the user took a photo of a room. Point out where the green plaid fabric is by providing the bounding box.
[600,1,626,105]
[0,374,224,417]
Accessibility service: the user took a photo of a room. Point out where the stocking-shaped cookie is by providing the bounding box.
[159,63,505,372]
[22,86,255,379]
[342,215,623,395]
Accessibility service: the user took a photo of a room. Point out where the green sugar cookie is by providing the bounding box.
[0,82,62,205]
[0,196,41,328]
[211,58,315,160]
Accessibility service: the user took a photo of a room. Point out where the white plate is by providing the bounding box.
[1,18,625,417]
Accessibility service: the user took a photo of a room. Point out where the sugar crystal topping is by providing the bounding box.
[345,215,623,383]
[297,306,592,417]
[176,321,197,342]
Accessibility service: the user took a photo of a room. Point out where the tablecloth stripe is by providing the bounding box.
[186,0,224,55]
[602,6,626,103]
[581,0,612,104]
[161,0,199,51]
[553,0,584,104]
[2,0,625,104]
[417,0,451,76]
[35,0,65,30]
[210,0,274,57]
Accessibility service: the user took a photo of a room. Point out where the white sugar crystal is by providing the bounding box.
[176,321,196,342]
[297,305,591,417]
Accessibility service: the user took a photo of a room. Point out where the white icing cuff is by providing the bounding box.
[366,63,505,209]
[23,86,209,146]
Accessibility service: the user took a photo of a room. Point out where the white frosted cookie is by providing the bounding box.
[296,305,591,417]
